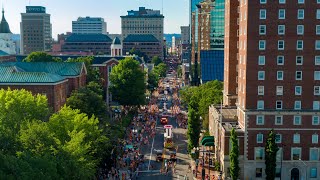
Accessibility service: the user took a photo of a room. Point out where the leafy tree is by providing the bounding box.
[66,82,107,120]
[109,57,146,107]
[192,55,200,86]
[23,52,61,62]
[66,56,102,84]
[147,71,159,92]
[187,98,201,153]
[151,56,162,66]
[129,48,149,62]
[230,128,240,180]
[0,88,49,154]
[154,62,167,78]
[177,65,182,78]
[265,130,279,180]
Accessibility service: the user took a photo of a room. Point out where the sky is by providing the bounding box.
[3,0,189,38]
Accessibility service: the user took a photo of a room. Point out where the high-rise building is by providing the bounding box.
[72,17,107,34]
[181,26,190,45]
[210,1,320,179]
[20,6,52,54]
[190,0,202,62]
[121,7,164,59]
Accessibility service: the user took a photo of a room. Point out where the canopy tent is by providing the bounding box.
[201,136,214,146]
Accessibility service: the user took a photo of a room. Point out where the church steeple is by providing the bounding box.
[0,7,12,33]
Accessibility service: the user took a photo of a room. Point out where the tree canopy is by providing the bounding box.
[23,52,62,62]
[230,128,240,180]
[151,56,163,66]
[187,98,201,153]
[265,130,279,180]
[109,57,146,107]
[153,62,167,78]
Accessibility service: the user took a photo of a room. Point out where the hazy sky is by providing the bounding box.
[3,0,189,38]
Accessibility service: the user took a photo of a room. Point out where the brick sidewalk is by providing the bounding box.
[190,159,221,180]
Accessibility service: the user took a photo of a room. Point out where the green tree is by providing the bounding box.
[192,56,200,86]
[0,88,49,154]
[151,56,162,66]
[230,128,240,180]
[154,62,167,78]
[177,65,182,78]
[187,98,201,153]
[129,48,149,62]
[109,57,146,107]
[265,130,279,180]
[147,71,159,92]
[66,56,102,84]
[23,52,61,62]
[66,82,107,120]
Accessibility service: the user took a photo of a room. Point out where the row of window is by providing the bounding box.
[256,115,320,125]
[259,9,320,20]
[259,25,320,35]
[256,133,318,144]
[255,166,317,178]
[256,100,320,110]
[261,0,320,4]
[258,55,320,66]
[257,70,320,80]
[258,40,320,50]
[258,86,320,96]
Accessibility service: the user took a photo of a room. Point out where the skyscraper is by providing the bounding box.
[180,26,190,45]
[210,0,320,179]
[72,17,107,34]
[20,6,52,54]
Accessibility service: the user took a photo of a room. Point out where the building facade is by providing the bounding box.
[0,8,16,55]
[210,0,320,179]
[181,26,190,45]
[72,17,107,34]
[20,6,52,54]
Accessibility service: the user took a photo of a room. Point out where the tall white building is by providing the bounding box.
[72,17,107,34]
[20,6,52,54]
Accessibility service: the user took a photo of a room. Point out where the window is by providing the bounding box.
[296,71,302,80]
[276,100,283,109]
[259,40,266,50]
[278,25,285,35]
[277,56,284,65]
[298,0,304,4]
[310,148,319,161]
[292,148,301,160]
[316,40,320,50]
[295,86,302,95]
[276,86,283,95]
[258,86,264,95]
[277,71,284,80]
[258,56,265,65]
[317,25,320,35]
[278,40,284,50]
[260,0,266,4]
[294,116,301,125]
[317,9,320,19]
[275,134,282,143]
[316,56,320,65]
[255,148,265,160]
[258,71,265,80]
[315,86,320,95]
[256,115,264,125]
[310,168,318,178]
[275,116,283,125]
[312,134,319,144]
[257,100,264,110]
[293,133,300,143]
[279,0,285,4]
[313,101,320,110]
[315,71,320,80]
[297,25,304,35]
[297,9,304,19]
[257,133,264,143]
[256,168,263,178]
[260,9,266,19]
[313,116,320,125]
[294,101,301,110]
[296,40,303,50]
[279,9,285,19]
[296,56,303,65]
[318,0,320,4]
[259,25,266,35]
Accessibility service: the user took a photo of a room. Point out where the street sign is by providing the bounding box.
[164,125,173,129]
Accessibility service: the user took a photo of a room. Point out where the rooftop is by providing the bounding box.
[0,72,65,84]
[123,34,159,43]
[0,8,11,33]
[112,37,121,45]
[65,34,112,43]
[121,7,164,18]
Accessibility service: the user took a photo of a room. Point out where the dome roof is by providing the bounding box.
[0,9,11,34]
[112,37,121,45]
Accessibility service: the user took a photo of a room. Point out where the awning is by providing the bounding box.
[201,136,214,146]
[203,142,214,147]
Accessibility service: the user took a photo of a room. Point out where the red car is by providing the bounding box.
[160,117,168,125]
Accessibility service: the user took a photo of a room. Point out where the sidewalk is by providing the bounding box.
[190,158,220,180]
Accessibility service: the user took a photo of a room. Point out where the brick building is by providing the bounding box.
[209,0,320,179]
[0,62,86,111]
